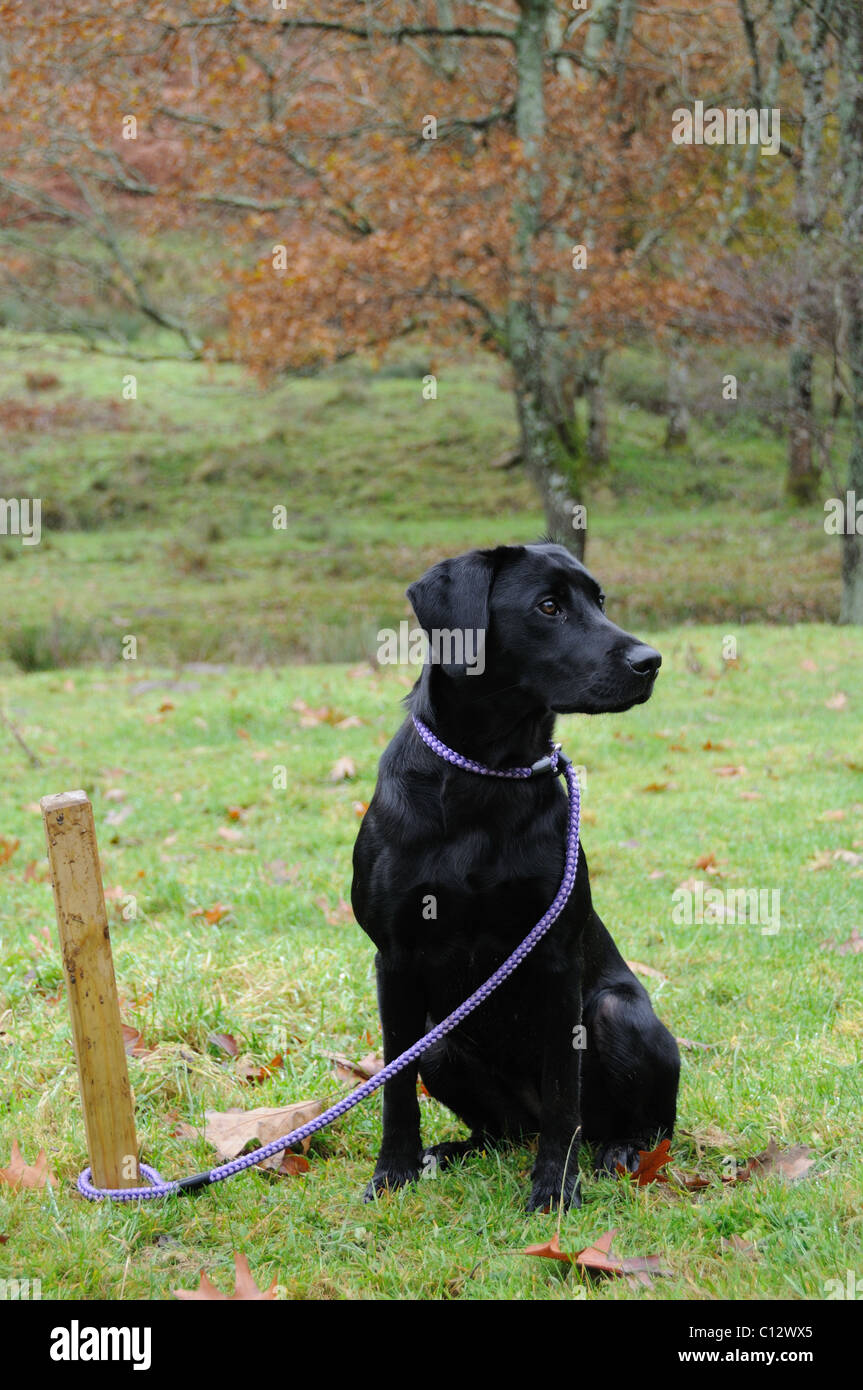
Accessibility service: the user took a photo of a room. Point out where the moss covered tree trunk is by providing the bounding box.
[508,0,585,558]
[838,0,863,622]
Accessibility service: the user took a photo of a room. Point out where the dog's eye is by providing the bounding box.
[538,598,561,617]
[598,593,606,611]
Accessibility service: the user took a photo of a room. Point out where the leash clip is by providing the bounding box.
[530,743,565,776]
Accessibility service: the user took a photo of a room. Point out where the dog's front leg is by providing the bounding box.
[364,952,424,1200]
[528,970,583,1213]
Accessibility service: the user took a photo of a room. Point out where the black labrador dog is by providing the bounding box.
[351,542,680,1211]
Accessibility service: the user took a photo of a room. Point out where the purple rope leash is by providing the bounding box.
[78,717,580,1201]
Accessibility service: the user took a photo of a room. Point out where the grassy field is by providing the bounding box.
[0,328,847,678]
[1,628,861,1300]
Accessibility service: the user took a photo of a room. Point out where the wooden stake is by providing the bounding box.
[41,790,139,1189]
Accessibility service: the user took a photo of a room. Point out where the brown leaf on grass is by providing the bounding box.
[264,859,300,885]
[325,1050,385,1085]
[275,1153,310,1177]
[217,826,243,842]
[616,1138,672,1187]
[714,765,747,777]
[203,1100,326,1166]
[641,781,669,793]
[315,895,354,926]
[291,699,348,728]
[0,837,20,866]
[0,1140,58,1190]
[820,809,847,821]
[702,739,729,751]
[526,1227,670,1285]
[23,859,50,882]
[329,756,357,782]
[739,791,763,801]
[626,960,668,983]
[524,1231,571,1263]
[676,1036,713,1051]
[800,659,817,673]
[225,805,245,821]
[744,1139,815,1182]
[237,1053,285,1085]
[190,903,233,924]
[208,1032,239,1057]
[352,800,369,818]
[825,692,848,710]
[121,1024,154,1058]
[721,1234,759,1258]
[174,1252,277,1301]
[694,852,724,872]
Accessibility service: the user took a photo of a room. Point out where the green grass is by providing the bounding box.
[1,628,861,1300]
[0,329,849,675]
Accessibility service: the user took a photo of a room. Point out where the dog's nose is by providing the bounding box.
[626,644,662,678]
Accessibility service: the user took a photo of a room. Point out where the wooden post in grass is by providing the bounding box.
[41,790,139,1189]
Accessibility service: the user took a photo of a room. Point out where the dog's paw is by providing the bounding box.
[421,1139,479,1174]
[527,1166,582,1214]
[362,1157,421,1202]
[594,1140,642,1176]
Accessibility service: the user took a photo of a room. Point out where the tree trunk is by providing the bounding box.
[838,0,863,622]
[584,349,609,467]
[665,337,690,447]
[509,0,585,559]
[782,1,830,504]
[787,335,818,500]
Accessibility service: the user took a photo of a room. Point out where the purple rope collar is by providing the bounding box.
[77,715,580,1201]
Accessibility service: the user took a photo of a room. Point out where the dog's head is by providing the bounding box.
[407,542,660,715]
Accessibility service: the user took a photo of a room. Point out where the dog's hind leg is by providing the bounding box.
[582,985,680,1174]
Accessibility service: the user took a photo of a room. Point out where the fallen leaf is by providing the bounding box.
[825,693,848,710]
[820,810,846,821]
[174,1252,277,1301]
[714,765,747,777]
[524,1226,670,1284]
[721,1234,759,1258]
[616,1138,672,1187]
[190,903,233,925]
[0,1140,58,1190]
[743,1139,814,1183]
[626,960,668,983]
[275,1153,310,1177]
[641,782,669,793]
[0,837,20,866]
[800,659,817,673]
[158,701,175,713]
[524,1231,571,1263]
[702,740,729,751]
[202,1100,326,1166]
[694,852,717,870]
[325,1050,385,1084]
[329,756,356,782]
[820,928,863,955]
[315,895,354,926]
[225,806,245,821]
[121,1024,154,1058]
[208,1032,239,1057]
[676,1037,713,1051]
[237,1053,285,1084]
[217,826,243,842]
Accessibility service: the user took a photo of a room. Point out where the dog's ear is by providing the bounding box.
[406,550,494,677]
